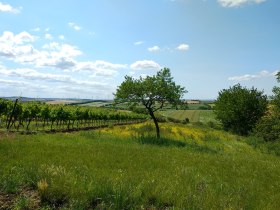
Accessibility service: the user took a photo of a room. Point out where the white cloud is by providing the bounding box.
[0,2,21,13]
[228,70,278,81]
[0,31,35,45]
[148,46,160,52]
[45,33,53,40]
[217,0,266,7]
[76,60,126,77]
[134,41,144,45]
[42,42,82,57]
[58,35,65,40]
[0,31,36,59]
[0,31,81,70]
[0,78,49,92]
[30,42,82,70]
[32,27,40,32]
[0,67,71,82]
[0,31,128,75]
[130,60,161,70]
[0,66,111,90]
[176,43,190,51]
[0,29,130,98]
[37,57,77,70]
[68,22,82,31]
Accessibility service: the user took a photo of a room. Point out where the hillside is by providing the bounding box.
[0,122,279,209]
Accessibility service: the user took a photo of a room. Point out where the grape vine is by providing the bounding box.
[0,99,147,132]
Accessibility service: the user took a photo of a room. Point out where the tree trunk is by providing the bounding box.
[148,109,160,138]
[26,119,31,131]
[7,99,18,130]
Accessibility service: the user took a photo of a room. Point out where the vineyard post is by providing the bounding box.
[7,99,18,130]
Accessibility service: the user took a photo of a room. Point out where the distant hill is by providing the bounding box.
[0,97,113,103]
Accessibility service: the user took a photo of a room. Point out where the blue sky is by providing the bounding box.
[0,0,279,99]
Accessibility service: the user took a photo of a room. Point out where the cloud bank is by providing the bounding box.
[0,2,21,13]
[217,0,267,7]
[228,70,278,81]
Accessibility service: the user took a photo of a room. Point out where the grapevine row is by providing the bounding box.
[0,99,147,132]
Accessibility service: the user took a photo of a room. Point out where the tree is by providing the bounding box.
[254,71,280,141]
[114,68,186,138]
[214,84,268,135]
[271,71,280,113]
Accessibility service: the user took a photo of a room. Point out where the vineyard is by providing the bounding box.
[0,99,147,132]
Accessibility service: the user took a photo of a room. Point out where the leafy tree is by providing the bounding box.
[114,68,186,138]
[214,84,268,135]
[254,71,280,141]
[271,71,280,113]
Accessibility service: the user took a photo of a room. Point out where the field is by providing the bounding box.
[77,101,111,107]
[0,122,280,209]
[159,110,218,123]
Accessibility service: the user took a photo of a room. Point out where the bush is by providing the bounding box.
[214,84,268,135]
[182,118,190,124]
[198,104,211,110]
[167,117,181,124]
[207,121,216,128]
[254,115,280,142]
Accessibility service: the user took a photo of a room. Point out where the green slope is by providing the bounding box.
[0,123,279,209]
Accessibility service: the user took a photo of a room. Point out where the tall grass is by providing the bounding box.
[0,123,279,209]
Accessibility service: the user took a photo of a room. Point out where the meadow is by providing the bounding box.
[159,110,218,124]
[0,122,280,209]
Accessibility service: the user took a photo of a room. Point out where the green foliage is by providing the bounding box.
[114,68,186,138]
[154,112,167,122]
[214,84,268,135]
[167,117,182,124]
[198,104,212,110]
[246,135,280,156]
[129,105,149,115]
[254,72,280,142]
[0,99,146,132]
[13,195,32,210]
[271,71,280,113]
[182,117,190,124]
[254,115,280,142]
[114,68,186,108]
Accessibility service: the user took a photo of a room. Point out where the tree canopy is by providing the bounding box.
[214,84,268,135]
[114,68,186,138]
[272,71,280,113]
[255,71,280,141]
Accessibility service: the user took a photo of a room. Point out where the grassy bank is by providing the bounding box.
[0,123,280,209]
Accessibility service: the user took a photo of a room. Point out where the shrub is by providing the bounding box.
[182,118,190,124]
[198,104,211,110]
[207,121,216,128]
[214,84,268,135]
[167,117,181,124]
[254,115,280,142]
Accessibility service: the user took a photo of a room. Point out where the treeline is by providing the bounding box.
[0,99,147,132]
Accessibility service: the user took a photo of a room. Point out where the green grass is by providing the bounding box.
[77,101,112,107]
[160,110,217,123]
[0,123,280,209]
[199,110,218,123]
